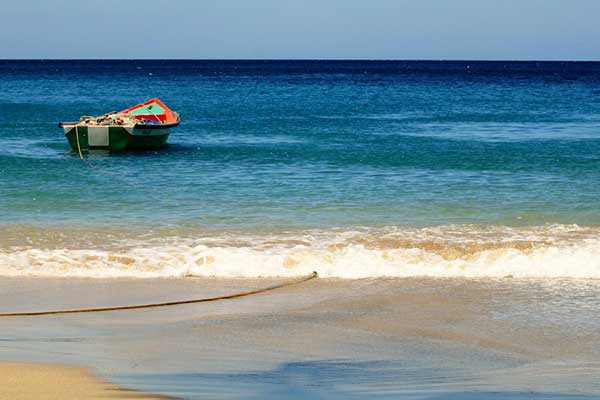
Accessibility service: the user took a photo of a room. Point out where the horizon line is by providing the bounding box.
[1,58,600,63]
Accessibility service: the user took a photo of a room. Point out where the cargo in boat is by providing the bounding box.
[58,98,180,152]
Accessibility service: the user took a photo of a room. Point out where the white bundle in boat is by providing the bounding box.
[79,112,138,126]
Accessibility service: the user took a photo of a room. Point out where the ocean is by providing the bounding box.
[1,60,600,279]
[1,60,600,399]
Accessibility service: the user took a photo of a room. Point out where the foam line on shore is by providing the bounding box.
[1,224,599,279]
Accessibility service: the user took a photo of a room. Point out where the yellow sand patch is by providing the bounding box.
[0,362,175,400]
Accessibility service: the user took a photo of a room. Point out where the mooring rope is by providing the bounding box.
[0,272,318,317]
[74,126,84,160]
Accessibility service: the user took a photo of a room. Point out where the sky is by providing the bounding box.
[1,0,600,60]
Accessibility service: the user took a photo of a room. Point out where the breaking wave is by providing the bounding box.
[1,224,600,279]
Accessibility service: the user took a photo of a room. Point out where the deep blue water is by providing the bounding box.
[1,60,600,230]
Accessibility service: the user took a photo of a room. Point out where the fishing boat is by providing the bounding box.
[58,98,180,152]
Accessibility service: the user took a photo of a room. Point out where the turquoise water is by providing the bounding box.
[1,61,600,278]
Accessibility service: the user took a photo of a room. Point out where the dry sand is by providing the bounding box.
[0,362,174,400]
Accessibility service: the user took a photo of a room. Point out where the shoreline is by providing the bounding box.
[0,361,175,400]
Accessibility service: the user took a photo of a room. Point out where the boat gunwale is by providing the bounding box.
[58,121,180,130]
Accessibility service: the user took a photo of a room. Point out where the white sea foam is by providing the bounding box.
[1,224,600,279]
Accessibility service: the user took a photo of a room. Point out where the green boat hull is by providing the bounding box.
[64,125,170,152]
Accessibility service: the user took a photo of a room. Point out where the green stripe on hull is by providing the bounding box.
[65,126,170,152]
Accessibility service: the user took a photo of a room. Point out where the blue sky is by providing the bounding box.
[1,0,599,60]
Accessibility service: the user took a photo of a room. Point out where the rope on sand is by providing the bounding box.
[0,272,318,317]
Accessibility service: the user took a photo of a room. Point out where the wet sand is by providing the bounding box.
[1,277,600,399]
[0,362,172,400]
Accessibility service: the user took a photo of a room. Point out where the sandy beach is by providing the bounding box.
[1,276,599,399]
[0,362,172,400]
